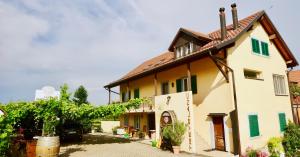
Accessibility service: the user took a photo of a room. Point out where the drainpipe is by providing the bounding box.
[287,67,297,124]
[209,51,241,155]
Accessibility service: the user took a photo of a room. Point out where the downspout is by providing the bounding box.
[209,51,241,155]
[286,67,297,124]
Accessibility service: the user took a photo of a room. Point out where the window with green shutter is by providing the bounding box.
[251,38,260,54]
[176,79,182,92]
[278,113,287,132]
[134,88,140,98]
[248,115,260,137]
[191,75,197,94]
[261,41,269,56]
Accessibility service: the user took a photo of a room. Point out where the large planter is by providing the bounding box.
[172,146,180,154]
[36,136,60,157]
[26,140,37,157]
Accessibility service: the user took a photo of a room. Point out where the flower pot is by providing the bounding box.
[36,136,60,157]
[172,146,180,154]
[26,140,37,157]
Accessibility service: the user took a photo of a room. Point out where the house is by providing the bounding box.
[104,4,298,155]
[35,86,60,100]
[288,70,300,125]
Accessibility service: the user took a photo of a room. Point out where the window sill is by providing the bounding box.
[275,94,289,96]
[245,78,264,81]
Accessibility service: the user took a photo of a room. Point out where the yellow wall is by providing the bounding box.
[120,113,149,132]
[227,22,293,151]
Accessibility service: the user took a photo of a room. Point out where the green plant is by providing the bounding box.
[290,84,300,97]
[267,137,284,157]
[73,85,89,105]
[0,116,13,157]
[151,140,157,147]
[282,121,300,157]
[162,121,187,146]
[138,131,145,139]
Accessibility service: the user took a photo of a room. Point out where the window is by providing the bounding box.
[273,74,287,95]
[251,38,260,54]
[161,82,169,95]
[134,115,140,129]
[175,42,195,58]
[244,69,262,80]
[251,38,270,57]
[124,115,129,126]
[261,41,269,56]
[134,88,140,98]
[278,113,287,132]
[176,75,197,94]
[248,114,260,137]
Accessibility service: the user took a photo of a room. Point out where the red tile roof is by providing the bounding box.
[105,10,298,88]
[289,70,300,84]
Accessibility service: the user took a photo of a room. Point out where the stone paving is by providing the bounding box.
[59,133,204,157]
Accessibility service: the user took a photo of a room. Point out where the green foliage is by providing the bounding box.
[162,121,187,146]
[290,84,300,97]
[267,137,284,157]
[151,140,157,147]
[282,121,300,157]
[73,85,88,105]
[60,83,72,101]
[0,116,13,156]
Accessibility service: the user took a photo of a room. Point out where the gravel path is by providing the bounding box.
[59,133,203,157]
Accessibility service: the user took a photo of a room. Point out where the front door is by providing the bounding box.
[148,113,155,130]
[212,117,225,151]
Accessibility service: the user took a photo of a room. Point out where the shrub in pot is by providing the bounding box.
[162,121,187,154]
[282,121,300,157]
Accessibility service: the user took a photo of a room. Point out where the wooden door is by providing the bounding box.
[213,117,225,151]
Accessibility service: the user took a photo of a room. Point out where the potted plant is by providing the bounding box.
[35,98,61,157]
[162,121,187,154]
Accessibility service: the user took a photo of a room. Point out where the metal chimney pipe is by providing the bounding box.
[219,7,227,40]
[231,3,238,30]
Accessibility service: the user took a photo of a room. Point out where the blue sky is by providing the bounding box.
[0,0,299,105]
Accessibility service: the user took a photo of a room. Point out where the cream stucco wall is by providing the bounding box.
[154,91,196,153]
[227,22,293,151]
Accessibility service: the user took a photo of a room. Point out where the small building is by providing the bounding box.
[104,4,298,156]
[35,86,60,100]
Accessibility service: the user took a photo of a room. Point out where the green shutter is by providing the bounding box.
[279,113,287,132]
[261,42,269,56]
[176,79,182,93]
[191,75,197,94]
[248,115,260,137]
[251,38,260,54]
[134,88,140,98]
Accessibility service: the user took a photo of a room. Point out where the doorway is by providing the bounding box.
[212,116,225,151]
[148,113,155,130]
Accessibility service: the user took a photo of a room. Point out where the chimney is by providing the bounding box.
[219,7,227,40]
[231,3,238,30]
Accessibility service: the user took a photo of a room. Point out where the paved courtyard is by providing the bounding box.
[59,133,203,157]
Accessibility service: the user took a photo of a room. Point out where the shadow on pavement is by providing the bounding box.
[61,133,131,146]
[59,147,86,157]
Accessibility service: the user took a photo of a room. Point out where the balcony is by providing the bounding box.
[126,97,155,113]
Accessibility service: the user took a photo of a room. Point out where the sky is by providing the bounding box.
[0,0,299,105]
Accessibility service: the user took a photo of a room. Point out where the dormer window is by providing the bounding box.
[175,42,195,58]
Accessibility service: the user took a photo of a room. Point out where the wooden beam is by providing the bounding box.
[187,63,192,91]
[269,34,276,40]
[154,73,158,96]
[209,55,229,83]
[126,83,130,100]
[108,88,111,104]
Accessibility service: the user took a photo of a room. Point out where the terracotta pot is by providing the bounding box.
[26,140,37,157]
[172,146,180,154]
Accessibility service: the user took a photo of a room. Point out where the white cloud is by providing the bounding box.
[0,0,299,104]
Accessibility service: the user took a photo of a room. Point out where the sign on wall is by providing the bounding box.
[160,110,177,127]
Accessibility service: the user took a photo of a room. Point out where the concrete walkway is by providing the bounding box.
[59,133,233,157]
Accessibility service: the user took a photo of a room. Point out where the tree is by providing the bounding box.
[73,85,88,105]
[60,84,71,101]
[290,84,300,98]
